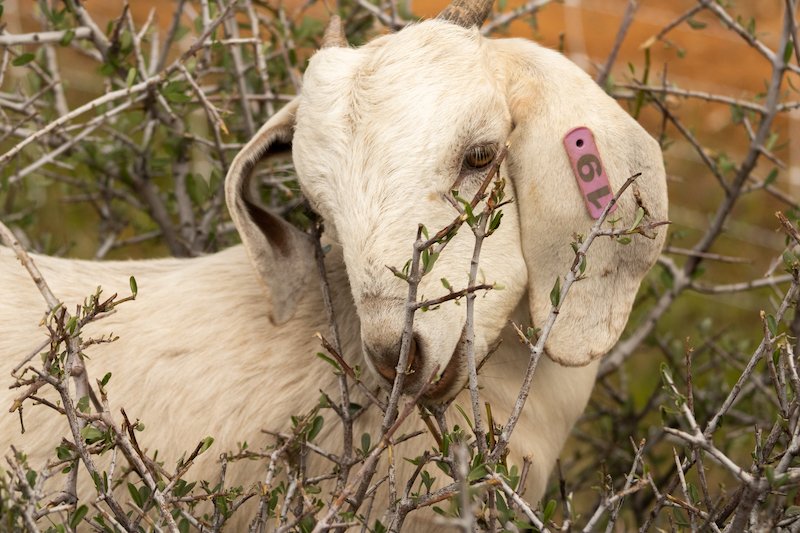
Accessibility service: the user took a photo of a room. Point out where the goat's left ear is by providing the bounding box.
[225,98,315,325]
[495,39,669,366]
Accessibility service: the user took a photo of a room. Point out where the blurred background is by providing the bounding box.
[2,1,791,309]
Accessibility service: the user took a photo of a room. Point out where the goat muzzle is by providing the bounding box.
[366,329,466,403]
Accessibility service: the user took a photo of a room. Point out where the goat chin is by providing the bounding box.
[0,242,597,530]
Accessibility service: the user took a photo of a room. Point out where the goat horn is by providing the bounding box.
[322,15,347,48]
[437,0,493,28]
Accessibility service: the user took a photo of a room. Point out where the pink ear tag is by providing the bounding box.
[563,127,617,219]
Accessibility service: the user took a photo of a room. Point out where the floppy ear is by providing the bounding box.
[495,39,668,366]
[225,98,315,325]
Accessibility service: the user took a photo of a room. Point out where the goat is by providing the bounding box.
[0,0,668,529]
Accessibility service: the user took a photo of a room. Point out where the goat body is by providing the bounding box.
[0,244,596,528]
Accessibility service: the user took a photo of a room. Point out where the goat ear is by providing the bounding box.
[225,98,314,325]
[497,39,668,366]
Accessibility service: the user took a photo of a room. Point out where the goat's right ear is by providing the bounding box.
[495,39,668,367]
[225,98,315,325]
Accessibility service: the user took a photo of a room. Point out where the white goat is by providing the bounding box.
[0,0,667,529]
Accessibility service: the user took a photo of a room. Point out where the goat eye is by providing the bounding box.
[463,144,497,170]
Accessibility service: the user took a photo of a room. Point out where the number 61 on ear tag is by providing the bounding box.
[563,127,617,219]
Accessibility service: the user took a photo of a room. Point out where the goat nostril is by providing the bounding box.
[372,335,419,383]
[375,363,396,381]
[406,335,418,372]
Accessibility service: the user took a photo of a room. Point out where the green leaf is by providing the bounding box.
[128,482,144,507]
[174,480,196,498]
[440,433,450,457]
[543,499,557,522]
[316,352,341,373]
[126,67,137,88]
[60,28,76,46]
[80,426,103,444]
[549,277,561,307]
[348,402,362,416]
[440,277,451,291]
[392,269,408,281]
[70,505,88,529]
[66,315,78,335]
[421,470,435,490]
[765,168,779,186]
[317,393,330,408]
[467,463,488,482]
[628,206,645,232]
[463,201,476,225]
[307,415,324,441]
[686,17,706,29]
[129,276,138,297]
[100,372,112,386]
[617,236,632,245]
[163,82,191,103]
[730,104,744,124]
[785,41,795,64]
[488,211,504,233]
[745,16,757,38]
[766,314,778,337]
[12,53,35,66]
[766,132,779,152]
[199,436,214,454]
[687,482,699,504]
[91,471,103,492]
[56,444,72,461]
[360,432,371,455]
[76,395,89,413]
[454,404,474,430]
[422,250,439,275]
[138,485,151,508]
[784,251,798,271]
[632,48,651,119]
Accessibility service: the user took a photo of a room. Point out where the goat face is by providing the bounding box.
[292,23,526,400]
[225,14,668,402]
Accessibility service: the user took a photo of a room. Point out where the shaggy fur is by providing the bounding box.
[0,18,667,530]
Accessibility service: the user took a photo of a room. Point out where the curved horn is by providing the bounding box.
[437,0,493,28]
[322,15,347,48]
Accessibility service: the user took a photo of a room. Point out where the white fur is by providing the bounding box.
[0,18,666,530]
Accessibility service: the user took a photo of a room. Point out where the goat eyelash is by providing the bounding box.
[451,142,500,191]
[463,143,498,170]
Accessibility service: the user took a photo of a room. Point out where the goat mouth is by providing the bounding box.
[421,350,462,402]
[422,327,469,402]
[369,327,494,403]
[422,329,505,403]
